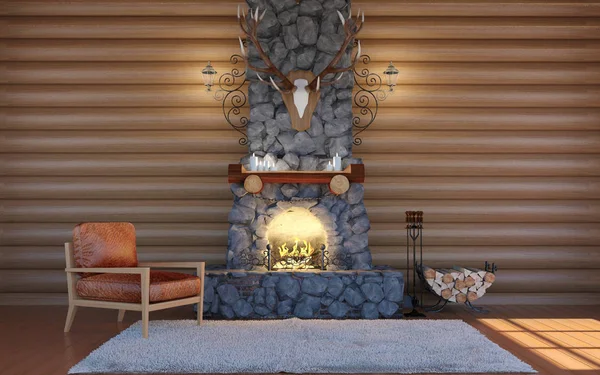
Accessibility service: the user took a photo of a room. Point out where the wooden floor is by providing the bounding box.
[0,305,598,375]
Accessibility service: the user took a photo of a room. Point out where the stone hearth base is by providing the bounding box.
[201,270,404,320]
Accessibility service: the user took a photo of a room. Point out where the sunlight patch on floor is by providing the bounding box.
[479,318,600,371]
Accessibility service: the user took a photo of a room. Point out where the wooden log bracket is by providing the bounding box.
[228,164,365,196]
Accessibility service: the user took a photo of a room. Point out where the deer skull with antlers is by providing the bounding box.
[238,6,364,131]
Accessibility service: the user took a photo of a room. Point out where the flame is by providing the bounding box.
[267,207,326,270]
[275,238,317,269]
[278,238,315,258]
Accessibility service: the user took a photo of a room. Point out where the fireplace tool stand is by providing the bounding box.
[404,211,426,317]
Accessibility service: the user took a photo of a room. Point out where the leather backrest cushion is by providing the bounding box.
[73,222,138,270]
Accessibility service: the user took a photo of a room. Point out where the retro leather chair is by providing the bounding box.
[63,222,205,338]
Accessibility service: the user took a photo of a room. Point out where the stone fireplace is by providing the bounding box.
[201,0,403,320]
[226,0,372,271]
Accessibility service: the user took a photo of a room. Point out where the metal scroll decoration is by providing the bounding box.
[214,51,388,147]
[214,54,249,146]
[237,247,268,271]
[352,54,388,146]
[322,249,353,270]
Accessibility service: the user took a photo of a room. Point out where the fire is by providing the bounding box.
[267,207,326,269]
[278,238,315,258]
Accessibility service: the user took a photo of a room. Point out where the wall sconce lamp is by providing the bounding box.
[383,61,399,92]
[201,61,218,91]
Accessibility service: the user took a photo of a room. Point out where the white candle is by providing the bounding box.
[326,161,334,171]
[258,160,263,171]
[333,153,342,171]
[250,153,258,171]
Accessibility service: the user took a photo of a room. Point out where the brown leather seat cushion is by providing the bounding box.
[76,270,201,303]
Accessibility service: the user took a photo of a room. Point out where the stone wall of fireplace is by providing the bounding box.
[245,0,355,160]
[226,0,373,271]
[202,270,404,319]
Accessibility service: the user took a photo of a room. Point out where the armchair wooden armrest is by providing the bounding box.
[137,262,205,269]
[65,267,150,274]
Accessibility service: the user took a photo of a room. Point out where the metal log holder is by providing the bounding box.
[239,243,352,271]
[404,211,426,317]
[265,244,333,271]
[415,262,497,314]
[404,211,497,314]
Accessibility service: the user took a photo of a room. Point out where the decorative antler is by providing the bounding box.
[308,9,364,91]
[238,6,294,92]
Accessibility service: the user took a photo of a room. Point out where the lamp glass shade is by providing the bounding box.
[202,61,218,88]
[383,61,399,88]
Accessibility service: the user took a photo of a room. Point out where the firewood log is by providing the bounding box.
[422,265,436,280]
[456,293,467,303]
[484,272,496,283]
[441,288,452,300]
[467,291,478,302]
[438,269,460,284]
[465,276,476,287]
[453,266,472,277]
[466,267,487,280]
[454,279,466,290]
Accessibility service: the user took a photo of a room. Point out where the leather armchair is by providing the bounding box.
[64,222,205,338]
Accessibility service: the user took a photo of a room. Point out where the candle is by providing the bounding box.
[258,160,264,171]
[333,153,342,171]
[250,153,258,171]
[326,161,334,171]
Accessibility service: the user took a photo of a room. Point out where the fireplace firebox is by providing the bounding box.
[267,207,326,270]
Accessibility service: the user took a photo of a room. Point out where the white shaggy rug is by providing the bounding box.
[69,319,535,374]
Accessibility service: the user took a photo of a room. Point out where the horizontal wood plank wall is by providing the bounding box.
[1,0,599,306]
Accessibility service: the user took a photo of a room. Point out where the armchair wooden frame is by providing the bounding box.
[63,242,205,338]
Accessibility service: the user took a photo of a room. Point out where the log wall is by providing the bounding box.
[1,0,599,305]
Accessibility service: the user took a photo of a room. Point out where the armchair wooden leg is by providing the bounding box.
[141,269,150,338]
[64,305,78,332]
[141,309,149,339]
[117,309,126,322]
[197,263,205,326]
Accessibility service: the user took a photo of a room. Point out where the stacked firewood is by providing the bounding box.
[421,266,496,303]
